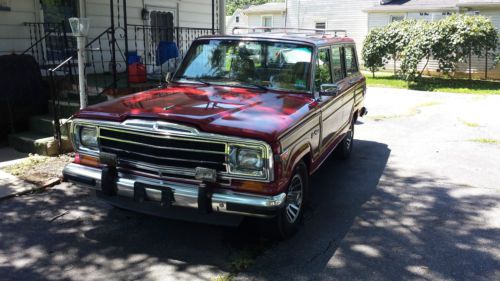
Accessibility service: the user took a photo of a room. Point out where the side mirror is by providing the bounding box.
[320,83,339,96]
[165,72,172,83]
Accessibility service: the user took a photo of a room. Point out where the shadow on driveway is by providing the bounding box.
[1,139,497,280]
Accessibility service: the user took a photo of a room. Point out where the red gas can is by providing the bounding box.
[128,63,147,83]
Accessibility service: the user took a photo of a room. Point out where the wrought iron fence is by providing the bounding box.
[126,25,216,78]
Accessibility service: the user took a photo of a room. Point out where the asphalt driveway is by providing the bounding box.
[1,87,499,281]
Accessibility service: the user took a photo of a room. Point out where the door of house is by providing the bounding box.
[39,0,77,65]
[146,6,176,75]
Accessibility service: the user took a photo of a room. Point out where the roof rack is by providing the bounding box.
[231,27,348,37]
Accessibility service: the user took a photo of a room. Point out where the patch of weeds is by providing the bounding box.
[212,274,235,281]
[3,154,51,176]
[469,138,500,145]
[460,119,481,127]
[2,153,73,185]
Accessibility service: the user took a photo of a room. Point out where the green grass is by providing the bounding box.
[469,138,500,144]
[460,119,481,127]
[363,71,500,94]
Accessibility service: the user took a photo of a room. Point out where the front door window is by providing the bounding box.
[315,48,332,91]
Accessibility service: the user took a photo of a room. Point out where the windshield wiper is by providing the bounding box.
[176,76,211,86]
[231,80,268,91]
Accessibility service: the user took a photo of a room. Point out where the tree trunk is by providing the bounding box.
[418,54,431,79]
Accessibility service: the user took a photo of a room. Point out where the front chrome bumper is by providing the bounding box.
[63,163,285,219]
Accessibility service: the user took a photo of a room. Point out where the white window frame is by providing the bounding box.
[389,15,405,22]
[261,15,273,27]
[315,21,327,33]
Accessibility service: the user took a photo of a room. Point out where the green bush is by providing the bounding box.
[362,14,499,81]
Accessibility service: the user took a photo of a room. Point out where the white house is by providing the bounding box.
[226,2,286,34]
[226,8,248,34]
[285,0,500,79]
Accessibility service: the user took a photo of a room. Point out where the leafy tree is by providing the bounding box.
[226,0,282,16]
[384,20,415,74]
[362,27,388,78]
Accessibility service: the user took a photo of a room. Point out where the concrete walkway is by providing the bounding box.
[0,147,34,199]
[0,170,39,199]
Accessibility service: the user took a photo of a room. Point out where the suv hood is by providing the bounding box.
[76,84,317,142]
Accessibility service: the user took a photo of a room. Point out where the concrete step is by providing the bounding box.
[29,115,71,136]
[8,131,73,156]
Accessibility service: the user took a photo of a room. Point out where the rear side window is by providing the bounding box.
[331,46,344,82]
[344,46,358,76]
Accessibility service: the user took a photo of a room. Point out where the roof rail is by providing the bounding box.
[231,27,348,37]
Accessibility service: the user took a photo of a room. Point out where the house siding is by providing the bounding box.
[247,12,286,29]
[0,0,38,56]
[286,0,380,57]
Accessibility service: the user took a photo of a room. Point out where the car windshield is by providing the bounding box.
[174,39,313,92]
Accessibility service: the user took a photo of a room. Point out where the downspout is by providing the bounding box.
[284,0,288,28]
[212,0,215,34]
[219,0,226,34]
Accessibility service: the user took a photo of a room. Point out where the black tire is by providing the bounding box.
[269,161,309,239]
[336,121,354,160]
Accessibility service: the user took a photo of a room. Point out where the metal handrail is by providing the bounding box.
[232,27,348,37]
[49,27,112,74]
[21,31,55,55]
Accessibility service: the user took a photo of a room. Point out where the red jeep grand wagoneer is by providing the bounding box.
[63,29,367,238]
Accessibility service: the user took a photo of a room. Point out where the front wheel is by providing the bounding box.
[268,161,309,239]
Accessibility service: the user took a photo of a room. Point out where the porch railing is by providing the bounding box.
[23,22,75,77]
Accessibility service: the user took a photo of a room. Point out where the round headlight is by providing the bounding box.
[230,147,263,171]
[80,126,98,148]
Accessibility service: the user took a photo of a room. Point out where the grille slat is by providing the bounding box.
[99,128,227,172]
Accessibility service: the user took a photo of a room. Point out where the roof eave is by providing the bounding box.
[456,3,500,8]
[364,6,459,13]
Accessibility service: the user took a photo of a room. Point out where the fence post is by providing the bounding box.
[110,0,117,89]
[123,0,130,88]
[49,71,62,154]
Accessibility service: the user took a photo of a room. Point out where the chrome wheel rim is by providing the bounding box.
[285,174,303,224]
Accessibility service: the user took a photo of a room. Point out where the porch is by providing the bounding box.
[4,0,223,155]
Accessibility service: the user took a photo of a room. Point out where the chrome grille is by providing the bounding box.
[99,128,227,172]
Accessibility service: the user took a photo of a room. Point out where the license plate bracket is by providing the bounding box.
[133,182,174,207]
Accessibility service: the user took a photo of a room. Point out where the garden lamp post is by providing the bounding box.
[69,17,90,109]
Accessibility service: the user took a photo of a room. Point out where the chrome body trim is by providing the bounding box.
[63,163,285,218]
[71,118,274,182]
